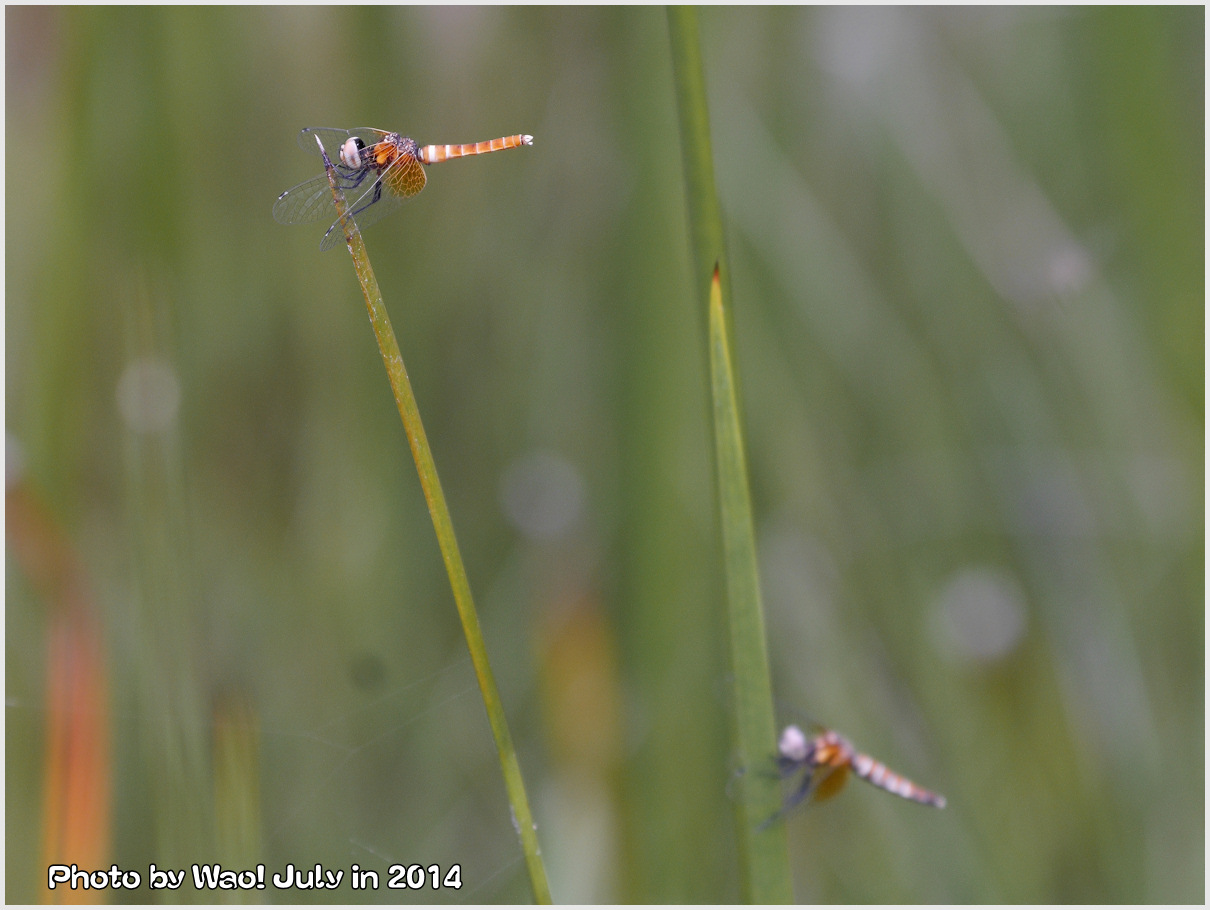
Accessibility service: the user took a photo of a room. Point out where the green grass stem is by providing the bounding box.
[667,9,793,902]
[318,136,552,904]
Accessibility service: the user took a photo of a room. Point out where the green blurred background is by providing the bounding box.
[6,6,1202,903]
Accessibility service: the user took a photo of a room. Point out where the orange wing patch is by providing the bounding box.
[809,763,851,802]
[385,155,427,198]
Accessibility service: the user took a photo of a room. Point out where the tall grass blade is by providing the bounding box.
[668,8,792,902]
[317,137,552,904]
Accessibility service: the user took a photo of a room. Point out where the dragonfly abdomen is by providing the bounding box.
[420,134,534,164]
[852,752,946,808]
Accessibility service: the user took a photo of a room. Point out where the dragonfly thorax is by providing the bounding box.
[808,730,854,768]
[778,725,855,768]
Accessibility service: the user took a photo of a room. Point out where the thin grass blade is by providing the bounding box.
[317,137,552,904]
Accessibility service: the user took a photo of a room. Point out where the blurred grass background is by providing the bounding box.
[5,6,1202,903]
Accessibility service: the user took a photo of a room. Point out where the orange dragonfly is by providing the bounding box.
[274,127,533,251]
[765,724,945,826]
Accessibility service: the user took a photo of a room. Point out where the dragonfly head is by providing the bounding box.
[339,136,367,169]
[777,724,810,763]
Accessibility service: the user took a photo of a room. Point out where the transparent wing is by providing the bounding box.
[273,166,379,225]
[295,127,389,159]
[316,180,409,251]
[276,127,423,250]
[274,127,388,224]
[762,760,849,831]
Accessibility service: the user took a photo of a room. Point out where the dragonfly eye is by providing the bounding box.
[778,725,809,763]
[339,137,366,169]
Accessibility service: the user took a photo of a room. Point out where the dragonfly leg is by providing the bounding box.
[349,180,383,219]
[334,166,373,191]
[756,769,815,832]
[321,178,383,247]
[777,755,806,777]
[782,768,816,813]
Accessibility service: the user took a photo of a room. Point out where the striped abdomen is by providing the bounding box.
[851,752,946,808]
[420,133,534,165]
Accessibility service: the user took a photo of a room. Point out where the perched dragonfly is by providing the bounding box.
[274,127,534,250]
[764,724,945,827]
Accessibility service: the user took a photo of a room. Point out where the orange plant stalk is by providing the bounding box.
[8,479,112,902]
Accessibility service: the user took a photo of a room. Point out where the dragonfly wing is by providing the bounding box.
[383,153,427,198]
[273,161,383,224]
[274,173,340,225]
[295,127,388,158]
[276,127,391,225]
[273,174,332,225]
[757,765,814,832]
[281,127,422,249]
[316,143,425,249]
[317,176,408,251]
[810,763,851,802]
[782,766,818,813]
[758,760,850,831]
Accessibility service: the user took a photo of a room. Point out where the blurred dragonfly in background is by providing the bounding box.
[761,723,946,829]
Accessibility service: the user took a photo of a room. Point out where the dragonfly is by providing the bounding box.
[274,127,534,251]
[763,723,946,827]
